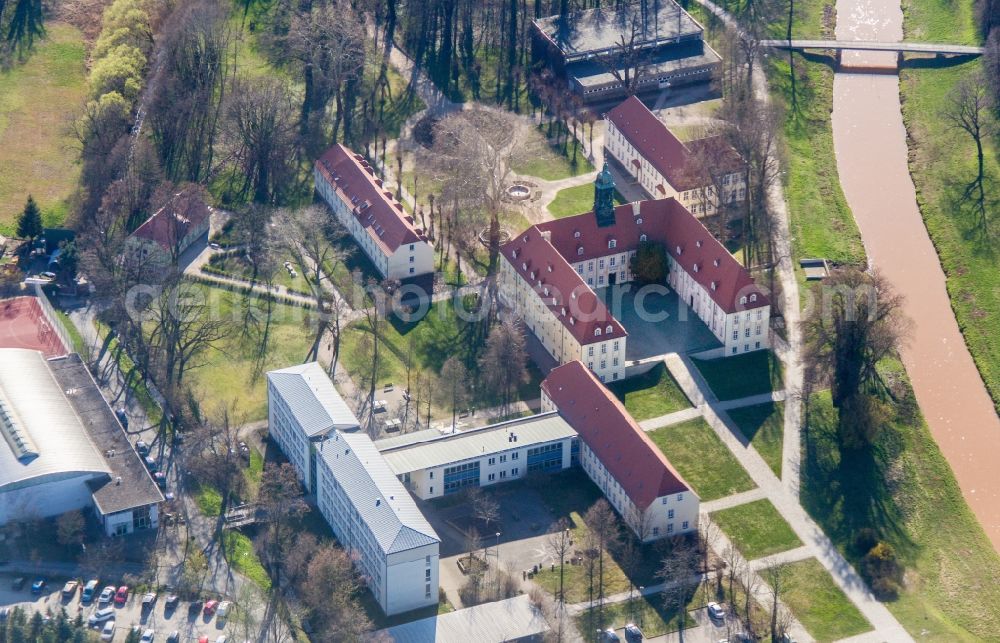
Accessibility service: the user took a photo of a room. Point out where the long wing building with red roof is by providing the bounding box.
[541,360,699,540]
[314,144,434,281]
[605,96,746,217]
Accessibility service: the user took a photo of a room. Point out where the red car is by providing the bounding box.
[203,599,219,615]
[198,638,209,643]
[114,586,128,605]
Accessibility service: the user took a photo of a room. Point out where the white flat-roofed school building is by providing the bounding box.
[314,144,434,281]
[374,413,577,500]
[266,362,440,616]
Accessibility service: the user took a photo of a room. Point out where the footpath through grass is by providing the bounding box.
[710,499,801,560]
[726,401,784,477]
[609,363,691,421]
[0,23,87,234]
[899,62,1000,415]
[803,367,1000,640]
[576,583,713,639]
[780,558,871,642]
[692,351,783,401]
[647,417,755,501]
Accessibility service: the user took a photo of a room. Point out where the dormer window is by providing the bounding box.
[711,282,717,291]
[740,296,748,305]
[578,247,584,256]
[606,325,613,334]
[713,258,720,267]
[640,234,647,242]
[512,249,518,259]
[570,317,576,325]
[561,307,566,316]
[637,217,643,224]
[608,239,617,249]
[543,287,550,296]
[521,262,527,271]
[750,294,757,302]
[574,230,581,238]
[547,265,553,272]
[696,240,703,248]
[693,264,699,273]
[676,246,682,255]
[594,328,602,337]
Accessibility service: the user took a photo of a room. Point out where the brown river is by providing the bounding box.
[831,0,1000,548]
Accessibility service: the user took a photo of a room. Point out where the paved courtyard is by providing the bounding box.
[595,286,720,361]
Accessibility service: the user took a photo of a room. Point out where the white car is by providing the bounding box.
[215,636,227,643]
[217,600,232,619]
[100,620,116,641]
[98,585,116,605]
[88,607,115,626]
[707,601,726,621]
[140,628,155,642]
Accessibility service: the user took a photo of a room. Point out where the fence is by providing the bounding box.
[32,284,73,358]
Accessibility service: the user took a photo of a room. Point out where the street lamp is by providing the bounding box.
[495,532,501,559]
[638,586,645,627]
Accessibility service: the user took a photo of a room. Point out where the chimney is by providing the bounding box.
[632,202,641,217]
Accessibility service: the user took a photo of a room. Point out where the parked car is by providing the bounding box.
[140,628,155,642]
[115,407,129,428]
[215,637,227,643]
[203,599,219,615]
[707,602,726,622]
[164,594,179,610]
[154,472,168,489]
[88,607,115,626]
[144,456,159,472]
[82,579,100,602]
[100,620,116,641]
[11,577,25,591]
[624,623,644,643]
[61,580,79,597]
[166,632,179,643]
[136,440,149,456]
[114,585,129,605]
[217,601,232,619]
[597,629,620,642]
[141,592,157,610]
[39,271,57,281]
[188,600,203,617]
[31,578,45,594]
[98,585,116,605]
[198,637,209,643]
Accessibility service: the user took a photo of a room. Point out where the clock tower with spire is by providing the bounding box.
[594,162,617,227]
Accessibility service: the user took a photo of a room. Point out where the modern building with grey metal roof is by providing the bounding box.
[266,362,439,616]
[0,350,162,535]
[373,594,549,642]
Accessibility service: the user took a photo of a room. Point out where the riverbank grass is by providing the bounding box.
[781,558,871,642]
[803,362,1000,640]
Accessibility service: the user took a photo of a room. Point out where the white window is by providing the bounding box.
[652,526,660,536]
[613,340,620,351]
[606,325,612,334]
[750,294,757,302]
[588,346,594,357]
[667,523,674,534]
[600,360,606,369]
[740,296,747,305]
[640,233,647,241]
[682,521,689,530]
[609,239,617,249]
[677,493,683,501]
[668,509,674,519]
[601,344,607,354]
[610,256,616,266]
[732,330,738,341]
[594,328,602,337]
[578,247,584,255]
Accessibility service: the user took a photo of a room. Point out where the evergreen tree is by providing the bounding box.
[16,195,43,239]
[6,0,45,54]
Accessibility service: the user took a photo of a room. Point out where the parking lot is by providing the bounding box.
[0,574,236,641]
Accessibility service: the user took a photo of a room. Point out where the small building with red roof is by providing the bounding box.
[314,144,434,281]
[126,188,211,267]
[541,360,699,541]
[605,96,746,217]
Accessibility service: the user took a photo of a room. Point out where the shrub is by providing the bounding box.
[861,540,903,600]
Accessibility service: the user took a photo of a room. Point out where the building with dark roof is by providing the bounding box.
[0,350,163,536]
[314,144,435,281]
[605,96,746,216]
[541,360,698,540]
[499,176,770,377]
[532,0,721,103]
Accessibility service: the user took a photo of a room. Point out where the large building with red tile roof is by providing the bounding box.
[314,145,434,281]
[541,360,698,541]
[605,96,746,217]
[499,175,770,378]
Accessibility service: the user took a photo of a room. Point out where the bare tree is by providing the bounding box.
[603,17,652,96]
[803,268,910,448]
[300,544,371,639]
[470,487,501,533]
[942,70,996,237]
[546,518,573,604]
[585,499,621,616]
[257,463,308,590]
[478,318,529,418]
[436,356,471,431]
[763,563,790,642]
[657,538,700,630]
[185,404,249,535]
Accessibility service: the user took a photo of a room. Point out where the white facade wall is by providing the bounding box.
[314,168,434,281]
[100,504,159,537]
[498,256,626,382]
[666,256,770,355]
[401,436,575,500]
[604,121,745,217]
[315,452,438,615]
[266,380,314,492]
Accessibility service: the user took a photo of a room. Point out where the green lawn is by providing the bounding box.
[726,401,785,477]
[183,284,314,421]
[901,0,978,43]
[647,418,755,501]
[609,363,692,421]
[899,62,999,415]
[576,584,713,639]
[512,124,595,181]
[710,499,802,560]
[803,376,1000,640]
[692,351,783,401]
[781,558,871,642]
[708,0,834,38]
[547,183,626,218]
[222,531,271,591]
[0,23,87,234]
